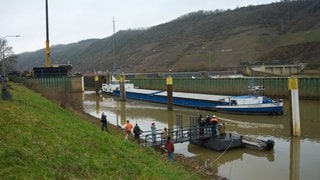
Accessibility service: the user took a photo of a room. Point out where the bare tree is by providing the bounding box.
[1,37,18,75]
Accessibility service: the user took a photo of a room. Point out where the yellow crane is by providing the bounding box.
[45,0,51,67]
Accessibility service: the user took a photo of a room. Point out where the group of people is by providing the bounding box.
[151,122,174,161]
[100,113,174,161]
[124,120,141,142]
[197,114,226,137]
[127,120,174,161]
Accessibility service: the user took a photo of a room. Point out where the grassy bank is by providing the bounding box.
[0,83,201,179]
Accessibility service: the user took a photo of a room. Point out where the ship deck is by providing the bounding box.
[125,88,229,102]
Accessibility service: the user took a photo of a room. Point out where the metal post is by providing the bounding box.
[167,76,173,111]
[81,76,84,92]
[119,73,126,101]
[95,75,99,94]
[1,41,6,91]
[45,0,51,67]
[288,77,301,136]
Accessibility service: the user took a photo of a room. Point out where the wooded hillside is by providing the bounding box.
[14,0,320,74]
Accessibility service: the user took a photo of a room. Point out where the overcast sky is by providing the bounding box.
[1,0,278,54]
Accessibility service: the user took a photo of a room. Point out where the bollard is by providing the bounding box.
[167,76,173,111]
[288,77,301,137]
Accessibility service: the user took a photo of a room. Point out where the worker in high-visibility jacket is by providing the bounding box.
[210,115,218,136]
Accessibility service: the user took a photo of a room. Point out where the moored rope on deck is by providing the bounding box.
[187,139,234,179]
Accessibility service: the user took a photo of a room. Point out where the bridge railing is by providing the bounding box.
[140,125,219,147]
[140,129,168,146]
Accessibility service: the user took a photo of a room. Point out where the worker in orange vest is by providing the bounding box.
[124,120,133,137]
[210,115,218,136]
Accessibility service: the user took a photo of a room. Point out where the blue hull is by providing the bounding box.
[214,100,284,115]
[214,106,283,115]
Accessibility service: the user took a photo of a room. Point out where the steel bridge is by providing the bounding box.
[139,116,216,147]
[137,115,273,151]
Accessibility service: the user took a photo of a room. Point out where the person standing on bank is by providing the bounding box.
[151,122,157,144]
[165,136,175,161]
[133,123,143,143]
[101,112,110,133]
[125,120,133,138]
[162,127,169,141]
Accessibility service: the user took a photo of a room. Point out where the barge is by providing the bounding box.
[112,88,283,115]
[102,79,283,115]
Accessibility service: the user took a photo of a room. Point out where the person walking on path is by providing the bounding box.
[151,122,157,144]
[124,120,133,139]
[165,136,175,161]
[101,112,110,133]
[133,123,143,143]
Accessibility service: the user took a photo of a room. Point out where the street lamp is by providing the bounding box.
[203,47,233,77]
[1,35,20,99]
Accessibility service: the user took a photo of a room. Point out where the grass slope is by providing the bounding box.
[0,83,200,179]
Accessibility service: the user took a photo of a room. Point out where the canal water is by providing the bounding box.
[82,91,320,180]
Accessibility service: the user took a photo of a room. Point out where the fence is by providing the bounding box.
[29,76,83,92]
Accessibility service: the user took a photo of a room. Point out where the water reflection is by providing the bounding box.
[290,137,300,180]
[120,101,126,125]
[188,143,275,163]
[82,92,320,180]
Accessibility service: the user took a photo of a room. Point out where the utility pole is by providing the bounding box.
[113,17,116,61]
[112,17,118,75]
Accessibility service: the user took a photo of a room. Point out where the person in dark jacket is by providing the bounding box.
[197,115,203,124]
[205,115,211,135]
[133,123,143,143]
[101,112,110,133]
[165,136,175,161]
[199,118,205,136]
[151,122,157,144]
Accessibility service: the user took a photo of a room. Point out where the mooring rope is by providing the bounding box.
[187,139,234,178]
